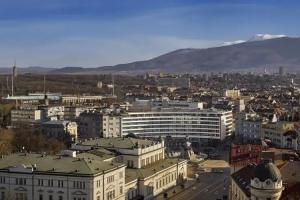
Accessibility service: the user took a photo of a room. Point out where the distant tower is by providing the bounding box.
[112,74,115,96]
[11,61,17,96]
[279,66,284,76]
[250,160,283,200]
[12,60,17,78]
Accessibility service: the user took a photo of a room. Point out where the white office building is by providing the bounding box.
[121,109,233,140]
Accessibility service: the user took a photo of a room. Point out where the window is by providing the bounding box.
[58,196,63,200]
[38,179,44,186]
[107,175,114,184]
[58,180,64,187]
[96,180,101,188]
[49,195,53,200]
[73,181,85,189]
[120,186,123,194]
[16,178,26,185]
[107,190,115,200]
[0,177,5,184]
[127,160,134,168]
[48,179,53,187]
[97,196,100,200]
[119,172,123,179]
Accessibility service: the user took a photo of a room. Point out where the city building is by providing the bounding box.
[77,111,103,139]
[235,112,264,140]
[234,99,245,113]
[11,108,44,127]
[120,109,233,141]
[230,160,300,200]
[42,120,78,141]
[0,151,126,200]
[157,77,190,89]
[261,121,295,148]
[72,137,187,200]
[102,114,121,138]
[62,95,103,105]
[231,160,283,200]
[224,89,241,99]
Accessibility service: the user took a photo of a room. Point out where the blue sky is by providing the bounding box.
[0,0,299,68]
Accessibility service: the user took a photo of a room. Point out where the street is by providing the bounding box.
[169,169,230,200]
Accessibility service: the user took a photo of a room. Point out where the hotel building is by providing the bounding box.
[120,109,233,141]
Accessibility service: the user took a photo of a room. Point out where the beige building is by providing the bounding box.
[72,137,187,200]
[224,89,241,99]
[102,114,121,138]
[261,121,295,148]
[0,151,126,200]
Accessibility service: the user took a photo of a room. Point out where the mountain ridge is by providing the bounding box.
[1,36,300,74]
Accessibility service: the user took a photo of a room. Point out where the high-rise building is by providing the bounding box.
[279,66,284,76]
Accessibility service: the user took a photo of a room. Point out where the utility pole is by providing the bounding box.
[112,74,115,96]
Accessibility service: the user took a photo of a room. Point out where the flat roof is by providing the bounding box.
[77,137,160,149]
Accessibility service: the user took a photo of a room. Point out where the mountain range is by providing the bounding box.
[1,34,300,74]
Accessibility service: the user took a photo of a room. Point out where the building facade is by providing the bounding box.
[11,109,44,127]
[72,137,187,200]
[77,111,103,139]
[121,109,233,140]
[102,114,121,138]
[42,120,78,141]
[0,152,126,200]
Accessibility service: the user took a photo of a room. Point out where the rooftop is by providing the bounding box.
[125,158,186,183]
[77,137,160,149]
[0,152,124,176]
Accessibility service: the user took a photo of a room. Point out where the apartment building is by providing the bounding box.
[261,121,295,148]
[235,112,264,140]
[11,108,44,127]
[102,114,121,138]
[120,109,233,140]
[42,120,78,141]
[77,111,103,139]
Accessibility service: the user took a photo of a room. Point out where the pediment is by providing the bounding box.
[72,190,87,195]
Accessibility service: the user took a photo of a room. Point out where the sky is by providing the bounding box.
[0,0,299,68]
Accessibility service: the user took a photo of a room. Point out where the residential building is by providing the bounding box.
[235,112,264,140]
[42,120,78,141]
[77,111,103,139]
[262,121,295,148]
[102,114,121,138]
[224,89,241,99]
[157,77,190,88]
[11,108,44,127]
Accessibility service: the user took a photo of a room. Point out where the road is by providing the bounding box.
[170,169,230,200]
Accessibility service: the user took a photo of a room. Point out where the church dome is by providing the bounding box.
[253,160,281,182]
